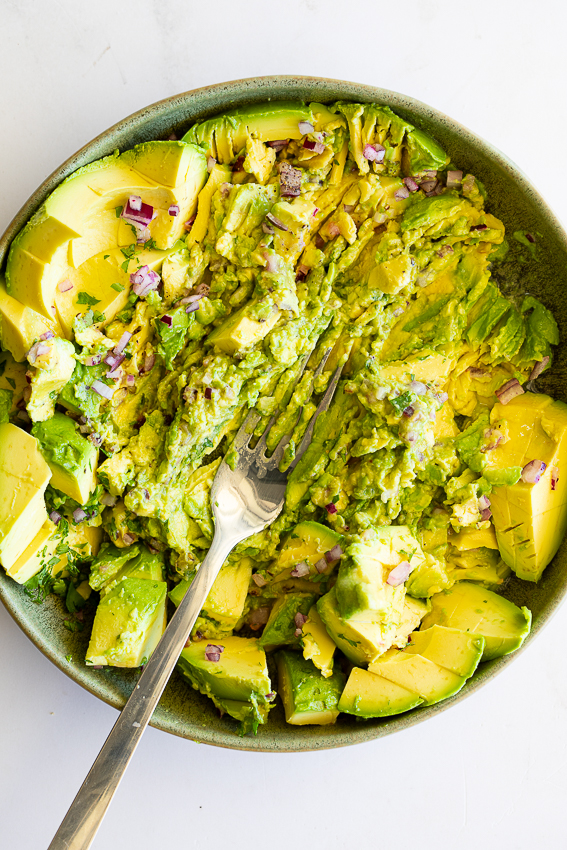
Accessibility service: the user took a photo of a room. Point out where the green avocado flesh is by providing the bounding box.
[1,98,563,736]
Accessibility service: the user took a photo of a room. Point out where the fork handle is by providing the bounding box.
[48,532,235,850]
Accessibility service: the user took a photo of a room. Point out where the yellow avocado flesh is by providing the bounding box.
[0,279,56,362]
[202,558,253,627]
[302,606,337,677]
[6,519,58,584]
[317,587,391,666]
[187,164,232,246]
[178,636,271,703]
[420,582,531,661]
[276,653,341,726]
[368,648,465,705]
[338,667,423,718]
[450,525,498,551]
[86,577,167,667]
[48,454,97,506]
[0,423,51,569]
[487,394,567,581]
[405,624,485,678]
[206,303,280,355]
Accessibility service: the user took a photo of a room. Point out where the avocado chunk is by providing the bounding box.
[369,648,466,706]
[178,636,273,734]
[0,423,51,570]
[317,586,390,666]
[259,592,316,650]
[27,336,76,423]
[103,545,165,593]
[270,520,342,577]
[485,393,567,581]
[88,541,140,591]
[405,625,485,678]
[0,278,57,362]
[169,558,253,629]
[32,412,98,504]
[301,606,337,678]
[183,102,313,162]
[186,163,232,245]
[206,301,280,355]
[338,667,424,718]
[276,650,345,726]
[404,127,449,174]
[6,519,59,584]
[86,577,167,667]
[420,582,531,661]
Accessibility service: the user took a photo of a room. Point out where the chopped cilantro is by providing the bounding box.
[111,282,125,293]
[5,377,15,390]
[77,292,101,306]
[390,391,414,416]
[115,205,123,218]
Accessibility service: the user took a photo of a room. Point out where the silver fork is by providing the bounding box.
[48,352,343,850]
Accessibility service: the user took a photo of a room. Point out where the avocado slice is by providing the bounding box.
[420,582,531,661]
[368,648,466,705]
[276,650,345,726]
[405,625,485,679]
[170,558,253,629]
[178,636,273,733]
[338,667,424,718]
[86,577,167,667]
[301,605,337,678]
[32,412,98,505]
[485,393,567,581]
[6,518,59,585]
[206,300,280,355]
[259,592,316,650]
[0,278,57,362]
[317,586,389,666]
[0,423,51,570]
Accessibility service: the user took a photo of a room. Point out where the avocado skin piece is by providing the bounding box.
[276,650,345,725]
[405,128,449,174]
[32,411,98,504]
[338,667,424,718]
[420,582,531,661]
[259,592,316,650]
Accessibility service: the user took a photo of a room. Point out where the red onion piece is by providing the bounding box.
[168,204,179,216]
[468,367,488,379]
[551,467,560,491]
[104,352,118,368]
[290,561,309,577]
[419,179,437,194]
[263,252,278,273]
[363,143,386,163]
[480,507,492,521]
[139,352,156,375]
[324,544,343,563]
[73,508,87,524]
[160,315,173,327]
[84,354,102,367]
[252,574,267,587]
[232,155,245,173]
[529,356,550,381]
[402,405,414,418]
[49,510,61,525]
[303,139,326,154]
[295,264,309,282]
[521,459,546,484]
[409,380,427,395]
[58,279,73,293]
[184,216,196,231]
[446,170,463,189]
[327,222,340,239]
[478,495,491,511]
[294,612,308,629]
[121,196,154,226]
[88,432,103,448]
[495,378,524,405]
[114,331,132,355]
[403,177,420,193]
[100,493,117,507]
[185,302,200,314]
[266,212,289,231]
[204,644,225,663]
[249,607,270,627]
[395,186,410,201]
[129,195,142,212]
[91,380,114,400]
[315,558,327,574]
[122,532,136,546]
[437,244,454,258]
[180,293,203,305]
[40,330,54,341]
[386,560,411,587]
[262,222,274,234]
[130,265,161,298]
[204,387,213,400]
[298,120,314,135]
[195,283,210,296]
[471,223,488,232]
[325,503,338,515]
[266,139,289,150]
[207,155,217,172]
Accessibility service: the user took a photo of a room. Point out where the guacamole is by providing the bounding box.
[0,100,564,734]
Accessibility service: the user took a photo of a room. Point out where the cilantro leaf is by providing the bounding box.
[111,282,125,293]
[77,292,101,306]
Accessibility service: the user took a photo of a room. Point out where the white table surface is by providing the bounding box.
[2,2,567,848]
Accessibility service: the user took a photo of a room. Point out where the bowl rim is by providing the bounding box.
[2,74,567,753]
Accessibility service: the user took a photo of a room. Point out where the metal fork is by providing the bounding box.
[48,352,343,850]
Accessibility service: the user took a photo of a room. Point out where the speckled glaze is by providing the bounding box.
[1,76,567,752]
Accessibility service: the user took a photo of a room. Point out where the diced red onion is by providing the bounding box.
[168,204,179,217]
[343,204,356,214]
[278,161,302,197]
[402,405,414,418]
[266,139,289,150]
[40,331,54,341]
[478,495,491,511]
[298,120,314,135]
[49,510,61,525]
[437,244,454,258]
[204,387,213,400]
[185,302,200,314]
[129,195,142,212]
[266,212,289,232]
[409,380,427,395]
[207,155,217,172]
[100,493,117,507]
[551,467,560,491]
[324,545,343,563]
[325,502,338,515]
[249,607,270,627]
[104,352,117,368]
[232,155,245,173]
[393,306,405,317]
[139,352,156,375]
[327,222,340,239]
[180,293,203,305]
[468,367,487,379]
[303,139,326,154]
[121,196,154,226]
[315,558,327,573]
[395,186,410,201]
[113,331,131,355]
[521,459,546,484]
[130,265,161,298]
[495,378,524,405]
[58,279,73,293]
[480,507,492,521]
[160,315,173,327]
[195,283,210,296]
[184,216,196,231]
[264,252,278,273]
[91,380,114,400]
[252,574,267,588]
[529,357,550,381]
[291,561,309,577]
[135,225,150,245]
[84,354,102,367]
[73,508,87,524]
[262,222,274,234]
[387,561,411,587]
[220,182,232,198]
[123,532,136,546]
[403,177,420,193]
[471,223,488,232]
[295,264,309,282]
[446,170,463,189]
[88,432,103,448]
[436,392,449,404]
[363,143,386,163]
[419,179,437,194]
[294,612,308,629]
[524,232,535,243]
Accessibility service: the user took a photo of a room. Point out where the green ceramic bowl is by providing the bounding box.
[1,76,566,752]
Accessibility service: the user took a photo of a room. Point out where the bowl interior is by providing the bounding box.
[2,76,567,752]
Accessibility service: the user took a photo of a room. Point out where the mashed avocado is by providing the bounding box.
[0,101,562,734]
